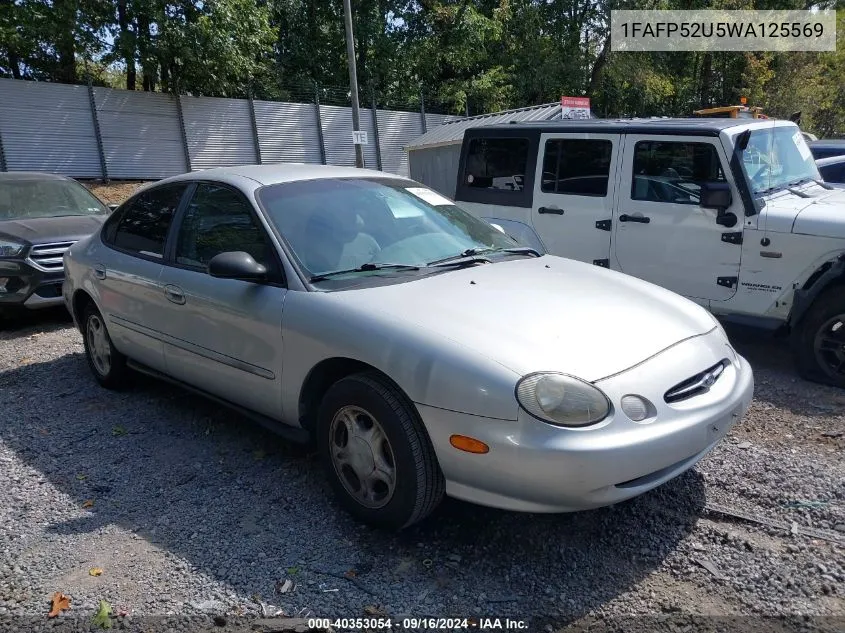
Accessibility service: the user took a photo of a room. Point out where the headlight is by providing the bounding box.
[516,372,610,427]
[0,239,26,258]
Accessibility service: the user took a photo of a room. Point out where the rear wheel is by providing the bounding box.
[82,303,130,389]
[317,372,444,530]
[792,290,845,388]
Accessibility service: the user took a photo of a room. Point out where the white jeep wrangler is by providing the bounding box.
[447,118,845,388]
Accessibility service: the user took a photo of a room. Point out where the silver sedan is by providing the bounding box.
[63,165,754,529]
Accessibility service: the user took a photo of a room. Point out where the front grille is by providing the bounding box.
[664,359,729,404]
[27,241,75,272]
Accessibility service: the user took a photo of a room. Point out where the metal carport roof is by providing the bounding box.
[407,102,565,151]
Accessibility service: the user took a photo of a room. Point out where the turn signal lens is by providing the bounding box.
[450,435,489,454]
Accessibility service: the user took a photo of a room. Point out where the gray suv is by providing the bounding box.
[0,172,110,319]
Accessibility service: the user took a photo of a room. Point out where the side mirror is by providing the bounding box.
[208,251,267,281]
[700,182,737,227]
[108,203,119,212]
[700,181,732,209]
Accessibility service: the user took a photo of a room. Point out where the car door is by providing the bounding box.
[97,182,190,371]
[156,181,287,419]
[530,133,619,266]
[612,135,743,303]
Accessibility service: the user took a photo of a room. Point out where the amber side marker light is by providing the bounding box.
[450,435,489,454]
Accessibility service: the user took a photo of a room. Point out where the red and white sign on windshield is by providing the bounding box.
[560,96,591,119]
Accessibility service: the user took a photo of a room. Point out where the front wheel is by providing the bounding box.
[792,290,845,388]
[316,372,445,530]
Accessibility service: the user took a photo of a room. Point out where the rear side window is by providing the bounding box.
[541,139,612,196]
[111,184,186,257]
[463,138,529,191]
[632,141,725,205]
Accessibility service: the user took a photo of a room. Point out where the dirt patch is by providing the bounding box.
[80,180,150,206]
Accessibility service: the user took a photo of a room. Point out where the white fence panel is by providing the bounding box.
[0,79,101,176]
[95,87,187,179]
[254,101,322,165]
[320,105,379,170]
[378,109,423,176]
[181,96,258,170]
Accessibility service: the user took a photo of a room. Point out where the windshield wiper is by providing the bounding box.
[427,246,540,267]
[309,263,420,282]
[499,246,542,257]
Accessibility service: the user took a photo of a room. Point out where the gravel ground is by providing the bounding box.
[0,311,843,632]
[81,180,149,206]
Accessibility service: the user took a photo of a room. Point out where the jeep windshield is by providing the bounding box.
[739,124,821,195]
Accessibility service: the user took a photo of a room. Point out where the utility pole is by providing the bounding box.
[343,0,365,168]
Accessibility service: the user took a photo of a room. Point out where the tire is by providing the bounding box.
[792,288,845,388]
[82,303,131,389]
[316,371,445,530]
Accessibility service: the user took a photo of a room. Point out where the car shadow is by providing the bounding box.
[0,305,73,339]
[0,353,705,626]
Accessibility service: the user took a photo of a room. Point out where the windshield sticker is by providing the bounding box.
[406,187,455,206]
[793,131,812,161]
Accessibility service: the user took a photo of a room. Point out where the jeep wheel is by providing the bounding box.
[792,290,845,388]
[82,303,131,389]
[317,372,445,530]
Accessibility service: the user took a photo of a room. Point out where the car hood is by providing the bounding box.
[0,215,107,245]
[761,185,845,237]
[329,256,718,382]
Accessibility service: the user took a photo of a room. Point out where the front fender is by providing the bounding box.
[790,253,845,327]
[279,291,522,424]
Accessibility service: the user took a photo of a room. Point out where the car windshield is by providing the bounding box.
[0,178,109,220]
[739,124,821,194]
[257,177,519,279]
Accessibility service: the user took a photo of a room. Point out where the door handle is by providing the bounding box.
[538,206,564,215]
[93,264,106,280]
[619,213,650,224]
[163,284,186,305]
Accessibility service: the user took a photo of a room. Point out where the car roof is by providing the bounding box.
[157,164,405,188]
[475,117,761,136]
[0,171,74,182]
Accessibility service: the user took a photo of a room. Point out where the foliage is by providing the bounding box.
[0,1,843,135]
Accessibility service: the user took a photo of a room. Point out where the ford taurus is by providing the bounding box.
[63,165,754,529]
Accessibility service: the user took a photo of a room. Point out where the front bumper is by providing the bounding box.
[0,259,66,310]
[418,329,754,513]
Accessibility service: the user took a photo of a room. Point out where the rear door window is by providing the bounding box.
[110,184,187,258]
[541,139,613,196]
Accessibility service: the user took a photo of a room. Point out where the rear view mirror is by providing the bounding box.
[208,251,267,281]
[700,181,732,209]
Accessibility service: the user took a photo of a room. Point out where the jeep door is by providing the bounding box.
[530,133,620,267]
[612,135,743,303]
